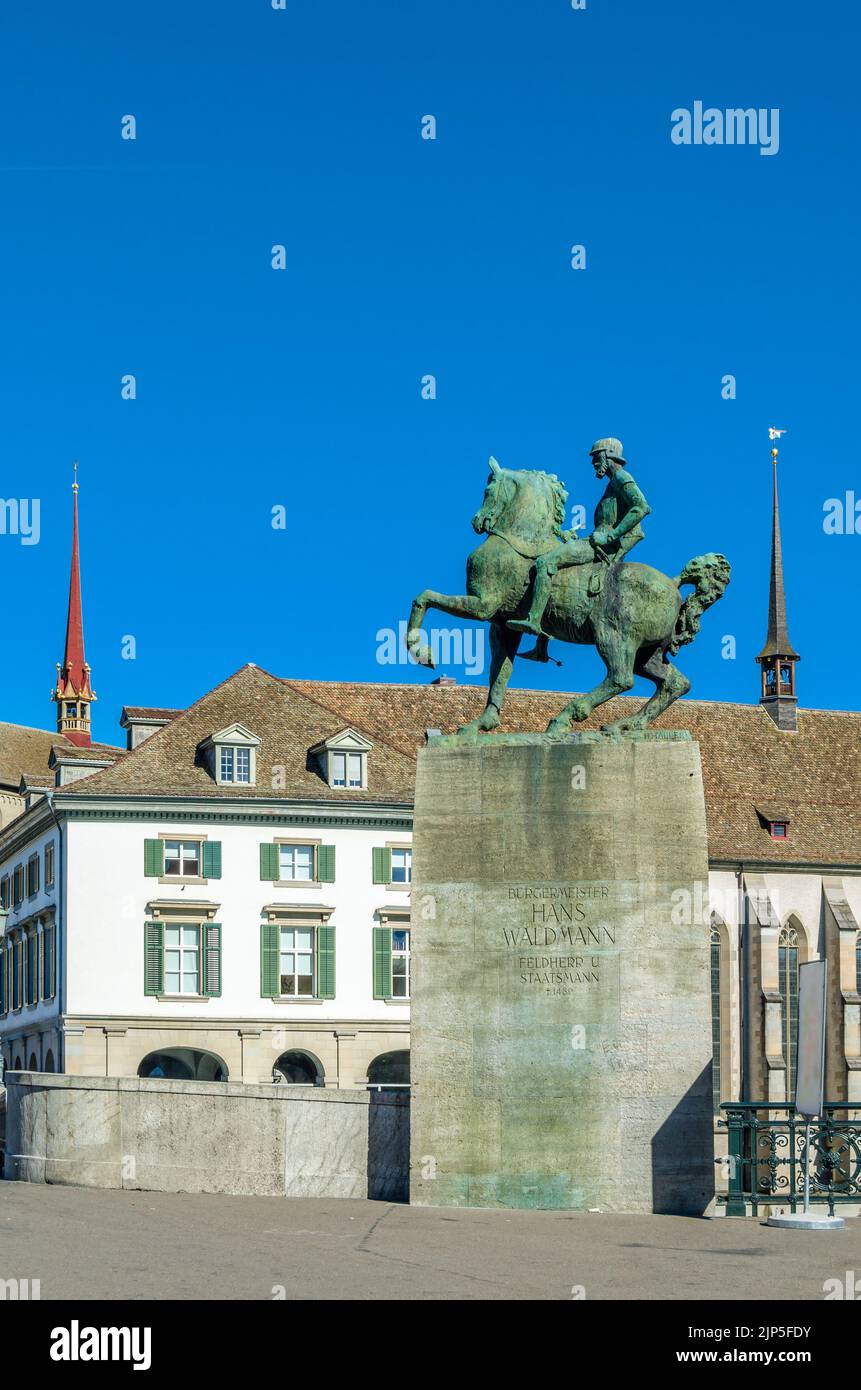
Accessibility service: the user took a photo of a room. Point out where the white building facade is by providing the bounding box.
[1,782,414,1088]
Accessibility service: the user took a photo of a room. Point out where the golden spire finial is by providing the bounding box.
[72,459,79,492]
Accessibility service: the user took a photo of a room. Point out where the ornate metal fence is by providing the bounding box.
[718,1103,861,1217]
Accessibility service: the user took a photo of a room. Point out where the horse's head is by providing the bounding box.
[472,457,515,534]
[472,457,568,544]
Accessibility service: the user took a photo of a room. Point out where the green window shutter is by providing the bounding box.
[372,847,391,884]
[28,936,38,1005]
[203,923,222,997]
[144,923,164,996]
[260,842,279,881]
[42,928,54,1000]
[317,845,336,883]
[316,925,335,999]
[260,922,279,996]
[144,839,164,877]
[373,926,393,999]
[202,841,222,879]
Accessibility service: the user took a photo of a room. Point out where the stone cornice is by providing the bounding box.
[53,795,414,831]
[710,858,861,876]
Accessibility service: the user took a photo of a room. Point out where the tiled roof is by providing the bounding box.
[286,678,861,866]
[0,723,124,794]
[0,724,71,789]
[50,664,861,867]
[121,707,184,722]
[59,666,417,806]
[50,741,125,763]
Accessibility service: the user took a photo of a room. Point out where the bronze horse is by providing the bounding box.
[406,459,730,735]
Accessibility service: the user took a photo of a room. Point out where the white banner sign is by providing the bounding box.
[794,959,827,1119]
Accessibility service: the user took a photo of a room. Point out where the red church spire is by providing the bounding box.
[52,463,95,746]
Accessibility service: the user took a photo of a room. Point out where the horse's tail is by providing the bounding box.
[667,552,731,655]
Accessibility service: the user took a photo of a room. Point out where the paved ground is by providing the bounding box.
[0,1181,858,1300]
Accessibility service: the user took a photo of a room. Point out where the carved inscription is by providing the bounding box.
[504,885,614,991]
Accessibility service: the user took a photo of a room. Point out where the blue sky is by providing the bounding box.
[1,0,858,740]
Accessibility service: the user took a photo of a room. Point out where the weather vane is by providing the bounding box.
[768,427,786,464]
[72,459,79,492]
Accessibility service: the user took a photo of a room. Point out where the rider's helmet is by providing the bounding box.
[589,437,627,466]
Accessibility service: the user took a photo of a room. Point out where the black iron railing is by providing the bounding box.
[718,1102,861,1217]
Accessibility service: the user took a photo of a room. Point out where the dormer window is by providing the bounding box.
[220,745,252,784]
[199,724,261,787]
[309,728,373,791]
[756,806,790,840]
[332,752,362,788]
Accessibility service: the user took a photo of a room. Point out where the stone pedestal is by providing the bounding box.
[409,733,715,1214]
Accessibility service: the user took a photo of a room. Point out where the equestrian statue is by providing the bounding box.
[406,438,730,736]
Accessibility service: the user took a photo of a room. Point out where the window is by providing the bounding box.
[279,844,314,882]
[144,921,220,997]
[310,730,372,790]
[0,946,6,1014]
[373,922,410,1000]
[200,725,260,786]
[26,855,40,897]
[42,922,55,1000]
[779,925,800,1099]
[391,848,412,885]
[12,937,23,1009]
[261,842,334,883]
[164,840,201,878]
[12,866,24,907]
[66,703,77,718]
[710,924,721,1115]
[770,821,789,839]
[332,752,363,788]
[391,928,411,998]
[373,846,412,886]
[164,925,201,995]
[44,842,55,889]
[26,931,38,1005]
[0,876,9,911]
[219,745,252,784]
[279,927,314,997]
[145,839,220,880]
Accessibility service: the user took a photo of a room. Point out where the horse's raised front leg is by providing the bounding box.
[407,589,499,668]
[546,630,636,734]
[458,623,521,735]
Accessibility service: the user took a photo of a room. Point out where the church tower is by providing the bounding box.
[756,433,799,731]
[51,464,96,747]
